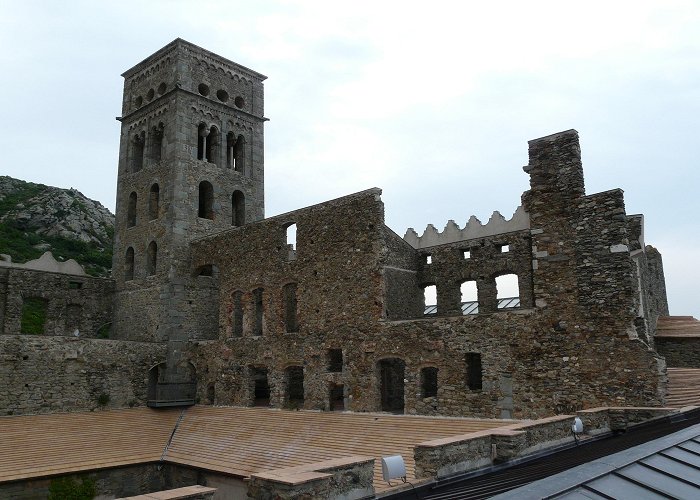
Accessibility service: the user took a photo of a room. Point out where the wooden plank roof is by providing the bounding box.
[667,368,700,407]
[166,406,515,493]
[0,406,515,494]
[0,407,182,483]
[656,316,700,338]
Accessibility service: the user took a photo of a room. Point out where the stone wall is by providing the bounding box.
[112,39,266,344]
[183,146,666,418]
[0,267,113,338]
[656,337,700,367]
[0,336,165,415]
[247,456,375,500]
[0,463,198,500]
[416,229,534,315]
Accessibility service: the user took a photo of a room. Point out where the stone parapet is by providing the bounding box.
[247,456,375,500]
[414,406,682,481]
[404,207,530,249]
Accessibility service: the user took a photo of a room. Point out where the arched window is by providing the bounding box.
[146,241,157,276]
[253,287,264,336]
[207,126,220,164]
[496,273,520,309]
[127,192,137,227]
[283,283,298,333]
[150,124,164,163]
[131,132,145,172]
[233,134,246,172]
[460,280,479,315]
[125,247,135,281]
[232,190,245,227]
[250,366,270,406]
[198,181,214,219]
[149,184,160,220]
[197,123,208,161]
[226,132,235,168]
[286,366,304,408]
[423,284,437,315]
[231,290,243,337]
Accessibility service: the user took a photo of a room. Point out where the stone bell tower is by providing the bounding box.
[112,39,267,343]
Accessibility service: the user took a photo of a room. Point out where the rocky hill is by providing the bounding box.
[0,176,114,277]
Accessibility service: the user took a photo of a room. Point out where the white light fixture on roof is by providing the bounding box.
[572,416,584,445]
[381,455,406,485]
[572,417,583,434]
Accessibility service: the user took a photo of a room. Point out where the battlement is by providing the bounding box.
[403,206,530,249]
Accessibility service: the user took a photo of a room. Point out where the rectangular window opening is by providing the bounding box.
[466,352,483,391]
[328,349,343,372]
[421,367,438,398]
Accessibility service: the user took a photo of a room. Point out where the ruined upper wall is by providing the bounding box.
[404,206,530,249]
[190,188,386,339]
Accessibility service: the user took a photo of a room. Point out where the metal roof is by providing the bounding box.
[497,421,700,499]
[388,409,700,500]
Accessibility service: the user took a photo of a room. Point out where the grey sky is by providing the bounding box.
[0,0,698,317]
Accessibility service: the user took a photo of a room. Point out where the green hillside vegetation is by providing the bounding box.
[0,178,113,277]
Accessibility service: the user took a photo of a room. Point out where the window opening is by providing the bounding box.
[286,223,297,261]
[283,283,299,333]
[328,349,343,372]
[125,247,135,281]
[253,287,264,336]
[132,132,145,172]
[379,358,405,413]
[149,184,159,220]
[68,281,83,290]
[329,384,345,411]
[421,367,438,398]
[65,304,82,335]
[206,126,219,164]
[233,135,245,172]
[286,366,304,408]
[197,123,209,161]
[425,254,432,264]
[231,291,243,337]
[496,273,520,309]
[251,367,270,406]
[206,384,215,404]
[232,190,245,227]
[198,181,214,219]
[466,353,483,391]
[423,284,437,315]
[150,124,163,163]
[127,192,137,227]
[146,241,157,276]
[462,249,471,259]
[460,280,479,315]
[21,297,48,334]
[500,244,510,253]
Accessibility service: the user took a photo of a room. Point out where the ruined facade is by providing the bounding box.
[0,39,673,419]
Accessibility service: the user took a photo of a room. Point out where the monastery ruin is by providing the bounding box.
[1,38,697,499]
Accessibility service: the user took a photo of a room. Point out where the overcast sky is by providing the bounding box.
[0,0,698,318]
